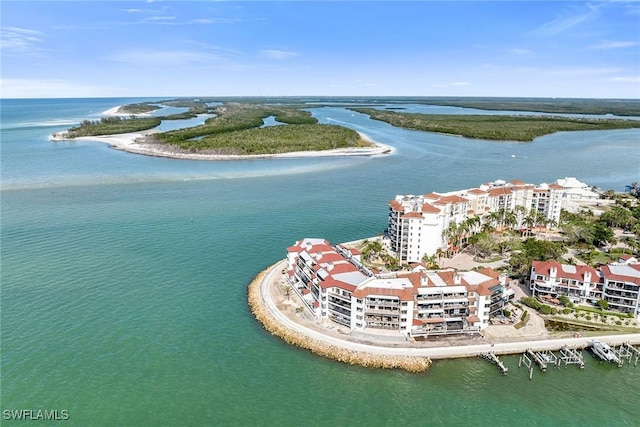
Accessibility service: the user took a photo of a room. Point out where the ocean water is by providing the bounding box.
[1,98,639,426]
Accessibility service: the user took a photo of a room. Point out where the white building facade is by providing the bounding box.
[387,178,592,263]
[286,238,516,337]
[529,257,640,320]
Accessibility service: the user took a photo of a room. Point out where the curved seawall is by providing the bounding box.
[247,261,432,373]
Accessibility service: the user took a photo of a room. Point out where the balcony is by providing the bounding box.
[366,298,400,307]
[328,303,351,317]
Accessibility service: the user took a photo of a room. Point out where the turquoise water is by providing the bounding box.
[1,98,639,426]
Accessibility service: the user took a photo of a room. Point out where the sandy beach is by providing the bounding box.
[49,113,394,161]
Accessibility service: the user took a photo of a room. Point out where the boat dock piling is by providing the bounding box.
[479,352,508,375]
[525,348,560,371]
[519,352,535,380]
[622,342,639,366]
[613,343,639,366]
[559,346,585,369]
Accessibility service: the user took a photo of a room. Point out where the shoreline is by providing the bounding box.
[50,105,394,160]
[247,261,432,373]
[50,129,394,161]
[249,259,640,372]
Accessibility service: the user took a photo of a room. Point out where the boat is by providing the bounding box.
[590,340,621,365]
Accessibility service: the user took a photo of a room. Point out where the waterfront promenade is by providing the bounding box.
[253,260,640,362]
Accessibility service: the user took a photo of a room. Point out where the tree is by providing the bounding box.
[625,182,640,198]
[592,223,615,248]
[282,284,292,300]
[597,299,609,310]
[421,253,439,269]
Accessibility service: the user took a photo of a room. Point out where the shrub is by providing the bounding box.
[562,308,572,315]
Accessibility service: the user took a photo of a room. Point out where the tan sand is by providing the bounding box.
[50,129,394,161]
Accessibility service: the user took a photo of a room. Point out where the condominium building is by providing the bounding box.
[285,238,515,337]
[387,178,594,263]
[529,257,640,319]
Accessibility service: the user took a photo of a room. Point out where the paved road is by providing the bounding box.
[260,260,640,359]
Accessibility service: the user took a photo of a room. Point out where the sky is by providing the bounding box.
[1,1,639,98]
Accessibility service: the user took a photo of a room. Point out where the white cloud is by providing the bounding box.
[259,49,299,60]
[0,78,117,98]
[589,40,640,49]
[532,3,601,36]
[107,48,236,66]
[546,67,621,77]
[1,27,43,55]
[451,82,471,87]
[510,48,533,55]
[608,76,640,83]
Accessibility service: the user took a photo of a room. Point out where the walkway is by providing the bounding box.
[259,260,640,359]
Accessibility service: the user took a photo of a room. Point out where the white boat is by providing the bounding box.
[590,340,621,365]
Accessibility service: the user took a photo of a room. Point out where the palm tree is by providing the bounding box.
[513,205,528,230]
[502,210,517,233]
[444,222,463,256]
[522,213,536,237]
[486,210,502,230]
[421,253,439,269]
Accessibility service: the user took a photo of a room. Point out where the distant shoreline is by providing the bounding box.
[49,106,394,161]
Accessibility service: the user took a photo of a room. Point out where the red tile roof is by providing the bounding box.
[488,187,513,196]
[467,188,486,195]
[422,204,441,213]
[389,200,404,211]
[402,212,423,219]
[437,194,469,204]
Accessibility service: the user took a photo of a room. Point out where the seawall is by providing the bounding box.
[247,261,432,373]
[249,260,640,370]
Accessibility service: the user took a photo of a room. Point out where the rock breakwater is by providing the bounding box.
[247,263,432,373]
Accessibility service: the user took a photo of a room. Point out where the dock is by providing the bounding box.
[589,340,623,367]
[559,346,585,369]
[479,352,508,375]
[623,342,640,366]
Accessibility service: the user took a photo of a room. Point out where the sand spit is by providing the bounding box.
[247,262,432,373]
[49,129,393,161]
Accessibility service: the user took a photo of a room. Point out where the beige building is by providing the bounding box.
[387,178,589,263]
[286,238,516,337]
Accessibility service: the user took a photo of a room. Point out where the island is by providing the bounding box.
[50,97,640,159]
[51,101,392,160]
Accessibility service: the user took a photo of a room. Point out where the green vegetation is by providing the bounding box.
[146,103,369,154]
[61,101,373,155]
[64,116,162,137]
[163,124,364,155]
[520,296,558,315]
[349,108,640,141]
[508,238,566,278]
[118,103,162,114]
[387,97,640,116]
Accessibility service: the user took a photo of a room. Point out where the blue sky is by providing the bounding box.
[1,1,639,98]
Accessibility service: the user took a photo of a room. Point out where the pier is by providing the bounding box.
[559,346,585,369]
[623,342,640,366]
[612,342,640,366]
[479,352,508,375]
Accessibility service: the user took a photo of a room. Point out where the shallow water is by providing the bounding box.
[1,98,639,426]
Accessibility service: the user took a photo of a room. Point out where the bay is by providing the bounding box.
[1,98,639,426]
